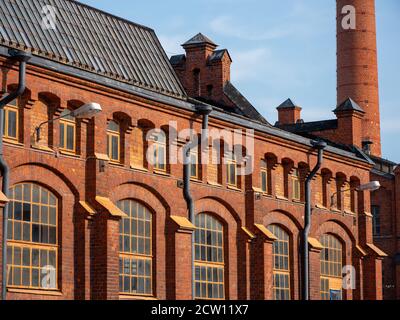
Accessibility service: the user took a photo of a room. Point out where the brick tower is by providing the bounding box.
[337,0,381,156]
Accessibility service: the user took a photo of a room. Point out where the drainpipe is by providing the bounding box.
[301,140,327,300]
[0,49,31,300]
[183,104,212,299]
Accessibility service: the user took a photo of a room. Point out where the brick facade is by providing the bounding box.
[0,56,384,300]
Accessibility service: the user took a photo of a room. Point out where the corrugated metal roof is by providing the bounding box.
[0,0,186,98]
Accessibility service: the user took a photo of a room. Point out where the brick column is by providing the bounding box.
[166,216,195,300]
[309,245,322,300]
[90,212,121,300]
[352,248,365,300]
[250,224,276,300]
[363,255,384,300]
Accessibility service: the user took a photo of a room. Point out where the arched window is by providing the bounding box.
[267,224,291,300]
[7,183,58,289]
[59,109,76,153]
[194,213,224,300]
[153,131,167,172]
[107,120,120,162]
[3,99,18,141]
[118,200,152,296]
[320,234,343,300]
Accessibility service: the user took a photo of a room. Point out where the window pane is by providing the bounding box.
[112,135,119,160]
[7,184,58,289]
[59,123,65,148]
[194,214,224,299]
[117,200,152,295]
[66,124,75,151]
[7,110,17,138]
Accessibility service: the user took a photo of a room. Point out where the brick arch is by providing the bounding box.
[194,197,240,300]
[109,182,168,299]
[12,162,80,198]
[109,182,169,216]
[9,163,76,299]
[314,219,356,247]
[263,209,302,234]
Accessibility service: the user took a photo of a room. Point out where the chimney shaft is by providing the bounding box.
[337,0,381,156]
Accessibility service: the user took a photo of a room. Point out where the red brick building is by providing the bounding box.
[0,0,394,300]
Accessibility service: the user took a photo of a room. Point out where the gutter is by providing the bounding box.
[183,104,212,299]
[301,140,327,300]
[0,49,31,300]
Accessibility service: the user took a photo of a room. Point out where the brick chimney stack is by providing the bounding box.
[337,0,381,156]
[170,33,233,106]
[276,99,302,125]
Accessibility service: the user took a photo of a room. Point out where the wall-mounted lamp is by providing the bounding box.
[330,180,381,206]
[35,102,102,141]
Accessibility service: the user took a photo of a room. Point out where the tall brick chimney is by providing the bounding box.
[337,0,381,156]
[170,33,233,106]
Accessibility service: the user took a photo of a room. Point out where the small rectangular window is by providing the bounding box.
[190,148,198,179]
[372,205,381,236]
[292,169,301,200]
[226,153,237,187]
[59,117,76,153]
[3,101,19,141]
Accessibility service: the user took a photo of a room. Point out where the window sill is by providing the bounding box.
[227,185,241,192]
[59,149,80,158]
[7,287,63,296]
[3,138,23,146]
[292,199,304,204]
[119,294,157,300]
[276,195,288,201]
[109,161,124,167]
[153,170,170,177]
[31,144,55,153]
[207,180,223,188]
[130,164,148,172]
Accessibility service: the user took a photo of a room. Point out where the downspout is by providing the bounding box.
[302,140,327,300]
[1,49,31,300]
[183,104,212,299]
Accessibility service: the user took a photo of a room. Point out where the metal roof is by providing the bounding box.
[334,98,364,113]
[277,98,299,109]
[223,81,269,125]
[0,0,186,98]
[277,119,338,133]
[182,33,217,48]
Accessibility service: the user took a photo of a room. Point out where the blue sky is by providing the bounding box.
[80,0,400,163]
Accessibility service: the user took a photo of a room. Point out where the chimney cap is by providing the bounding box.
[334,98,365,113]
[276,98,301,110]
[182,33,218,49]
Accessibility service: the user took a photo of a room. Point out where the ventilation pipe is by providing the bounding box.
[183,104,212,299]
[0,49,31,300]
[301,140,327,300]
